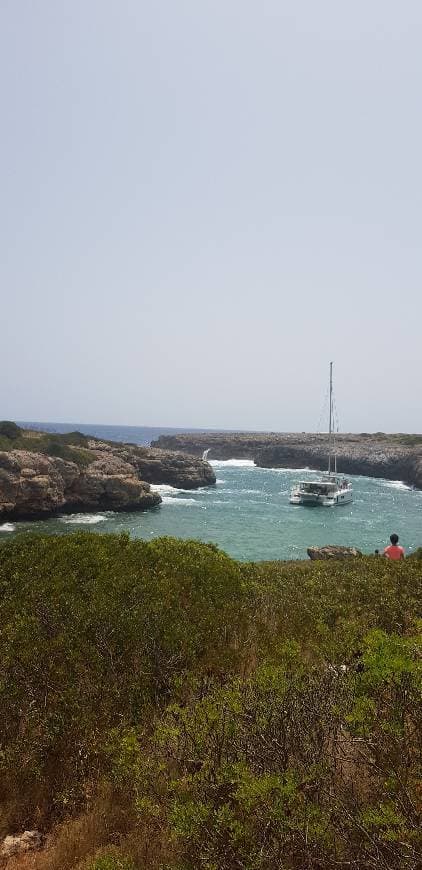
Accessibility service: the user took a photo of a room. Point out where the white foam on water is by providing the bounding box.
[384,481,412,491]
[260,466,315,473]
[210,459,256,467]
[240,489,261,495]
[161,496,200,506]
[59,513,109,525]
[151,484,208,495]
[215,479,226,484]
[286,467,320,473]
[0,522,15,532]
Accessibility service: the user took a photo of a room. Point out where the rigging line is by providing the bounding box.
[316,386,330,434]
[331,392,340,475]
[332,394,341,433]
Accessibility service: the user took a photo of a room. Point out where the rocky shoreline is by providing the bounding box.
[152,432,422,489]
[3,426,422,524]
[0,435,216,522]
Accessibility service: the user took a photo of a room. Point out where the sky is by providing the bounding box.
[1,1,421,432]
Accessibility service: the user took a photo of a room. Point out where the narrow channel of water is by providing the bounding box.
[2,460,421,561]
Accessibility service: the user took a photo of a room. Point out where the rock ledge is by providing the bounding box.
[307,545,362,560]
[0,439,215,522]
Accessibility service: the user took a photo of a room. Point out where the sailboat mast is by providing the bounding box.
[328,361,333,474]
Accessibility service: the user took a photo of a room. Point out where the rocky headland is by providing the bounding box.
[152,431,422,489]
[0,426,215,522]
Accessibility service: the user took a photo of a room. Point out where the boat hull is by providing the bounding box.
[289,489,353,507]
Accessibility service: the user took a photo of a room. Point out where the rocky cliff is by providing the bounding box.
[151,432,422,489]
[0,437,216,522]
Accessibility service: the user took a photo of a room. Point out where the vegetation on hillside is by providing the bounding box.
[0,422,96,467]
[0,533,420,869]
[356,432,422,447]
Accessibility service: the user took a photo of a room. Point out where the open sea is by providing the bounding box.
[1,422,421,561]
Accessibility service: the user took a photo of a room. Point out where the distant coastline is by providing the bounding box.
[17,423,422,490]
[152,431,422,490]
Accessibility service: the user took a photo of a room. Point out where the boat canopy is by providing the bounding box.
[298,481,336,493]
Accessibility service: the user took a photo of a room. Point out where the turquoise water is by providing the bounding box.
[2,459,422,561]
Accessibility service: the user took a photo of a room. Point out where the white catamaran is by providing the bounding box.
[289,363,353,507]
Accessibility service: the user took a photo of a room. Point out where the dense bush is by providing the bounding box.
[134,633,421,869]
[0,534,420,869]
[0,420,22,440]
[0,534,246,825]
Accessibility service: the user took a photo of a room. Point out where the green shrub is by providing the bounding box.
[0,534,246,819]
[394,433,422,446]
[409,547,422,559]
[85,852,136,870]
[121,630,421,869]
[60,430,90,446]
[0,533,420,867]
[0,420,21,440]
[0,435,13,451]
[41,440,95,467]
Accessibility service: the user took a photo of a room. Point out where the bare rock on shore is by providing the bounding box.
[0,451,72,517]
[307,545,362,560]
[1,830,42,859]
[64,455,161,513]
[118,446,216,490]
[0,441,215,522]
[86,442,216,489]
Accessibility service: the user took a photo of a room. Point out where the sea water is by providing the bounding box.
[2,423,421,560]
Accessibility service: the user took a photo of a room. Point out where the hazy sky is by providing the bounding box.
[1,1,421,432]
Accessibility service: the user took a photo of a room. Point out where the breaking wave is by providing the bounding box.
[384,481,412,491]
[161,497,201,506]
[152,484,210,495]
[210,459,255,467]
[258,466,314,474]
[59,513,109,525]
[0,523,15,532]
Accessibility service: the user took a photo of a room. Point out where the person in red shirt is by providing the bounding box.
[384,533,405,560]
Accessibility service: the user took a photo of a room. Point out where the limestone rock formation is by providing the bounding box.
[110,445,216,490]
[307,545,362,560]
[151,432,422,489]
[0,440,215,522]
